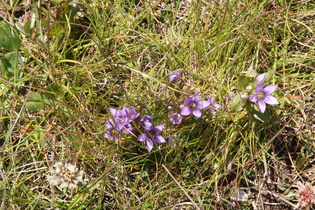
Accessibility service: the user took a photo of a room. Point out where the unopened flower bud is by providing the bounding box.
[240,92,249,101]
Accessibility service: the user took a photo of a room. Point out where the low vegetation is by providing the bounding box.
[0,0,314,209]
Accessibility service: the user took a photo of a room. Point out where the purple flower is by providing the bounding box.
[180,92,210,118]
[104,106,140,142]
[225,92,235,104]
[207,97,221,115]
[170,113,183,124]
[138,116,165,152]
[140,115,154,130]
[249,83,279,113]
[104,119,120,142]
[122,106,140,122]
[168,71,181,82]
[168,134,178,145]
[256,73,266,84]
[109,107,136,133]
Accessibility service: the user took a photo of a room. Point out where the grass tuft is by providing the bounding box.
[0,0,315,209]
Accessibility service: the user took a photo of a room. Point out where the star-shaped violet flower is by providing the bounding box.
[249,83,279,113]
[138,116,165,152]
[180,92,210,118]
[170,113,183,125]
[207,97,221,115]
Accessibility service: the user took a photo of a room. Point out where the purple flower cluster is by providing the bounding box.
[104,106,166,152]
[104,106,140,142]
[104,72,280,153]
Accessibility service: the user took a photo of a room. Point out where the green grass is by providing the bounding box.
[1,0,315,209]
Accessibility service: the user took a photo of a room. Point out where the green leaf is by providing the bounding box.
[230,93,245,112]
[0,21,20,51]
[51,0,64,5]
[0,1,12,10]
[0,52,18,79]
[296,153,308,170]
[26,92,47,111]
[248,103,270,123]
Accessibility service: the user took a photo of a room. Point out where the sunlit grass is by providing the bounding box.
[0,0,315,209]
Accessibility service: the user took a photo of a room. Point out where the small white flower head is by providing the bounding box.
[47,162,84,189]
[295,181,315,209]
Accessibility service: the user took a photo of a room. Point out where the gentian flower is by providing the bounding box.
[138,116,165,152]
[168,71,181,82]
[140,115,154,130]
[207,97,221,115]
[104,119,120,142]
[249,83,279,113]
[180,92,210,118]
[122,106,140,122]
[170,113,183,124]
[104,106,139,142]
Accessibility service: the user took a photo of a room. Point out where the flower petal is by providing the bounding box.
[47,175,62,185]
[249,94,258,102]
[168,71,181,82]
[122,123,133,133]
[263,85,277,95]
[110,108,120,117]
[184,97,193,106]
[151,124,164,134]
[105,119,114,130]
[193,92,201,102]
[154,135,165,143]
[264,95,279,105]
[257,100,266,113]
[197,100,211,109]
[256,83,264,92]
[138,133,148,142]
[60,182,69,189]
[213,104,221,109]
[192,109,202,118]
[146,139,154,152]
[142,121,152,130]
[181,106,192,116]
[256,73,266,84]
[104,132,113,138]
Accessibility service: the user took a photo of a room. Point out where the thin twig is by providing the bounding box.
[2,92,27,148]
[162,164,200,210]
